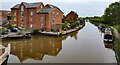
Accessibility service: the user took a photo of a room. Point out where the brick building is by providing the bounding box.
[11,2,64,31]
[0,10,10,24]
[65,11,78,21]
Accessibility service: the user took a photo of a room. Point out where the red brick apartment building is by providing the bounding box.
[11,2,64,31]
[0,10,10,23]
[65,11,78,21]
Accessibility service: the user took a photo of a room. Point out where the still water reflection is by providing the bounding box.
[3,22,117,63]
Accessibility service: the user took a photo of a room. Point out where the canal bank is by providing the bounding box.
[2,22,117,63]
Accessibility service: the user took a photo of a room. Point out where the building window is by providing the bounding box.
[31,24,33,28]
[14,24,16,26]
[21,6,24,11]
[21,12,24,17]
[31,12,33,16]
[52,12,55,17]
[53,18,55,24]
[21,24,24,28]
[41,18,43,22]
[41,24,43,28]
[21,18,24,23]
[57,12,59,16]
[31,18,33,22]
[41,5,43,8]
[0,12,1,15]
[14,18,16,21]
[14,12,16,16]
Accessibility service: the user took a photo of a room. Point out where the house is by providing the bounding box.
[11,2,64,31]
[65,11,78,21]
[0,10,11,25]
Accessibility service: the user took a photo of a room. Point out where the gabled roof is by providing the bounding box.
[0,10,11,15]
[37,8,56,14]
[11,2,42,9]
[45,4,64,14]
[66,11,78,16]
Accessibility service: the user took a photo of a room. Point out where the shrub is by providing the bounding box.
[53,30,57,32]
[33,28,39,33]
[46,30,49,32]
[70,23,77,29]
[62,23,67,30]
[38,30,42,33]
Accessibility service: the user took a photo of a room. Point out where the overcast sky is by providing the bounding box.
[0,0,119,17]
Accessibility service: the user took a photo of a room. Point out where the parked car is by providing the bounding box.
[104,34,113,43]
[11,27,19,32]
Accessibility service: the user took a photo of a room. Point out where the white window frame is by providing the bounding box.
[41,5,43,8]
[31,18,33,22]
[14,24,16,26]
[31,12,33,16]
[21,12,24,17]
[14,18,16,21]
[14,12,16,16]
[21,18,24,23]
[41,18,43,22]
[21,6,24,11]
[41,24,43,28]
[31,24,33,28]
[53,18,55,24]
[21,24,24,28]
[57,12,59,16]
[52,12,55,17]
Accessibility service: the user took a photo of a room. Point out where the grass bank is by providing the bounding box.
[111,28,120,64]
[113,25,120,34]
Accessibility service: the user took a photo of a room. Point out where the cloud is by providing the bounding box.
[0,0,119,17]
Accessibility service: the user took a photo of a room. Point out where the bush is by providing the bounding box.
[33,28,39,33]
[70,23,77,29]
[38,30,42,33]
[46,30,49,32]
[62,23,67,30]
[53,30,57,32]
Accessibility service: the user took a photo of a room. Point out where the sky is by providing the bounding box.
[0,0,120,17]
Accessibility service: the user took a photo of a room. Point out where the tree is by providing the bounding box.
[103,2,120,25]
[7,13,14,24]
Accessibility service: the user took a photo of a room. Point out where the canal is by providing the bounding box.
[2,22,117,63]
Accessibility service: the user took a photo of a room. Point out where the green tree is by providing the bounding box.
[103,2,120,25]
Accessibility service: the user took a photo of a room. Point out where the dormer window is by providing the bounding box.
[21,6,24,11]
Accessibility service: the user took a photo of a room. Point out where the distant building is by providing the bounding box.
[11,2,64,31]
[0,10,11,25]
[65,11,78,21]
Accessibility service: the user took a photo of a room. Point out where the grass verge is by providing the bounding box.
[111,28,120,64]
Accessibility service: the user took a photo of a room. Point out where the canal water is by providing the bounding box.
[2,22,117,63]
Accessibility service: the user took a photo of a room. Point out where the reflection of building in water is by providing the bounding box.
[4,35,62,62]
[2,30,80,62]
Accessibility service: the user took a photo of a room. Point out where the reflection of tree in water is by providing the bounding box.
[3,35,62,62]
